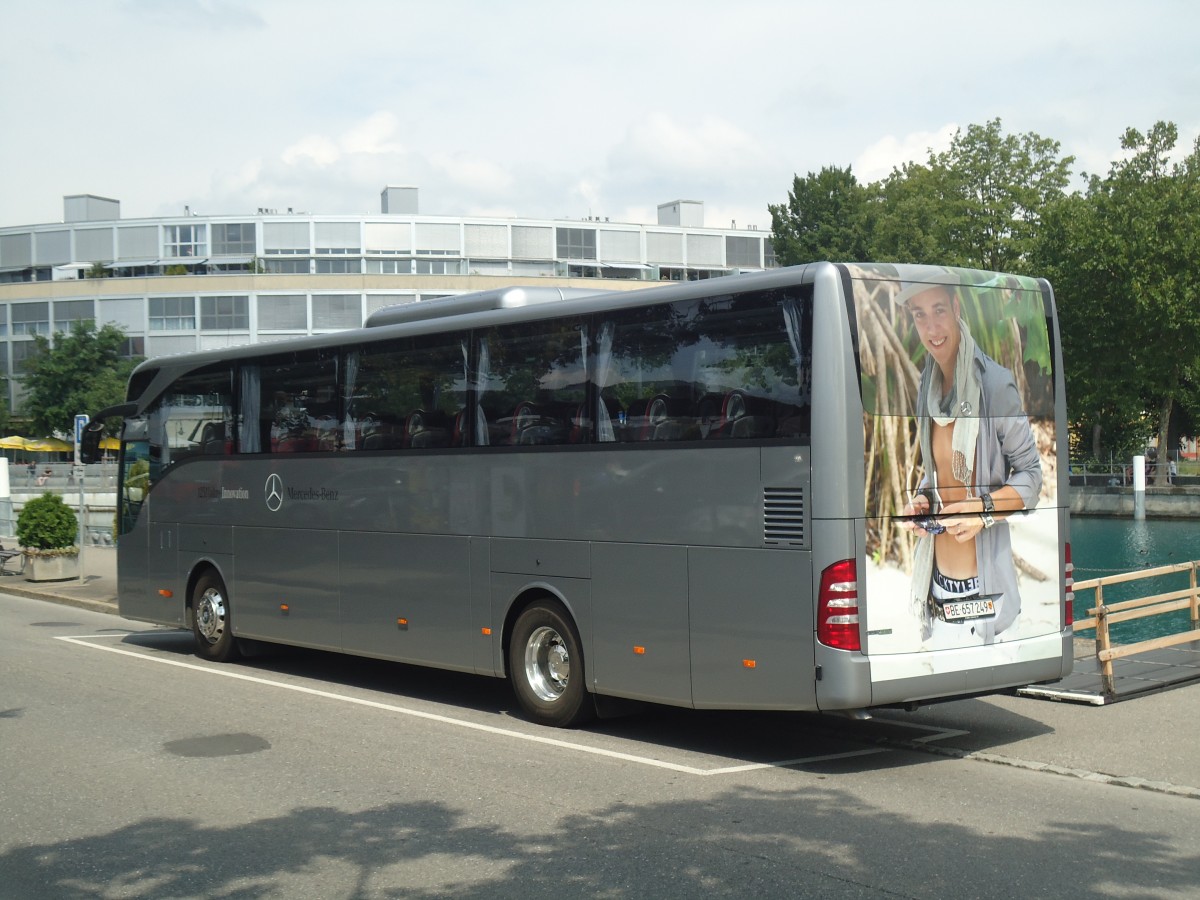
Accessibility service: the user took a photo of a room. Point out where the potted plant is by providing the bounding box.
[17,493,80,582]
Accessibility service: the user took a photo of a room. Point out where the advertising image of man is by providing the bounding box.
[898,270,1043,645]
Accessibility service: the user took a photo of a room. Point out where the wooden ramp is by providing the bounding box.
[1019,560,1200,704]
[1019,638,1200,704]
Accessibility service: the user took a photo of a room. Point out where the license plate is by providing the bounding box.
[941,598,996,621]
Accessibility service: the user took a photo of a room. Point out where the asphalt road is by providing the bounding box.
[2,592,1198,899]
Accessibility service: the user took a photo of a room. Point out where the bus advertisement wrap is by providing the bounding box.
[850,264,1064,681]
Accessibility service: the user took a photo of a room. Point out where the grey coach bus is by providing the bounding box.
[83,262,1072,727]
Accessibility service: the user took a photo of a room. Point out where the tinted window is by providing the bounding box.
[346,334,468,450]
[599,288,811,442]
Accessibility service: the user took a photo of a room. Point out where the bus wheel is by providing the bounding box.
[192,571,240,662]
[509,601,593,728]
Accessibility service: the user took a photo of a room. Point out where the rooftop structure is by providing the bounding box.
[0,189,776,411]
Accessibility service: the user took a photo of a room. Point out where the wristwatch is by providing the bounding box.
[979,493,996,529]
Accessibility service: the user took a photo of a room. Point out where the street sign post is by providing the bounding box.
[74,414,89,467]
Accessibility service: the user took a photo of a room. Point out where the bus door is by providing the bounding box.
[114,419,163,623]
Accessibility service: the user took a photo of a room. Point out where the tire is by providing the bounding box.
[192,571,240,662]
[508,601,593,728]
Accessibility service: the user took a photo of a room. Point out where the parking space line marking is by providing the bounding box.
[57,633,899,775]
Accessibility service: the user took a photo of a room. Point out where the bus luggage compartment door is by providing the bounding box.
[688,547,815,709]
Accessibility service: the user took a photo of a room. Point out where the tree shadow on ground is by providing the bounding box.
[2,785,1196,899]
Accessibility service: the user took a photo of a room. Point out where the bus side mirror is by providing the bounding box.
[80,402,137,465]
[80,421,105,465]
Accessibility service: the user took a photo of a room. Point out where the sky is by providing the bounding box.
[2,0,1199,232]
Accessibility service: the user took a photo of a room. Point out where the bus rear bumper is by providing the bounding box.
[816,631,1072,710]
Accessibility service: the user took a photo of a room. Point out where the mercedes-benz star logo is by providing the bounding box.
[264,473,283,512]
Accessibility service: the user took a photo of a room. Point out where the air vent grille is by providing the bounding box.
[764,487,805,545]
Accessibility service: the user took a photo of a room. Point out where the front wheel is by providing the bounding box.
[508,601,593,728]
[192,571,240,662]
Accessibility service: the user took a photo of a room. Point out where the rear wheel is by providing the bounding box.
[192,571,240,662]
[509,601,593,728]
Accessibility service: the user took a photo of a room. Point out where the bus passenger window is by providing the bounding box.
[481,320,586,448]
[152,364,236,471]
[599,288,811,443]
[345,333,467,451]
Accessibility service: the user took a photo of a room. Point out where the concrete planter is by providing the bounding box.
[24,552,80,583]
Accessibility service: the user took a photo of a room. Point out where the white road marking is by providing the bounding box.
[55,632,960,776]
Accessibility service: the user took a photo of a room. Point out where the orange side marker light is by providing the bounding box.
[158,589,173,598]
[742,659,757,669]
[633,646,646,655]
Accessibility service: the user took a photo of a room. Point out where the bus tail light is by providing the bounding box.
[817,559,860,651]
[1064,542,1074,627]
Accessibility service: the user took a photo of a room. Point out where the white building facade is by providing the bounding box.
[0,191,776,410]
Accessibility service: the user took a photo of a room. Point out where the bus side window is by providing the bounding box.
[155,365,236,472]
[346,333,467,452]
[480,320,585,448]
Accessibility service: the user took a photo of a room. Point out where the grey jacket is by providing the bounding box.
[918,346,1043,637]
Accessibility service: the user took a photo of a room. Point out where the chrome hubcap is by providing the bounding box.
[195,588,227,645]
[524,625,570,702]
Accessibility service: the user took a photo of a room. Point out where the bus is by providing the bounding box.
[83,262,1072,727]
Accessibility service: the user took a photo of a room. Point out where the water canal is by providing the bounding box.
[1070,516,1200,642]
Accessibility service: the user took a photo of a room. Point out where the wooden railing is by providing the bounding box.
[1073,560,1200,696]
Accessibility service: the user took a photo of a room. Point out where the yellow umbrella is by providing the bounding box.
[99,436,120,450]
[0,435,28,450]
[24,438,72,452]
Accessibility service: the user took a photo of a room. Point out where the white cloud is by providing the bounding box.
[281,135,341,168]
[340,112,405,156]
[612,114,765,175]
[854,125,959,183]
[429,152,515,195]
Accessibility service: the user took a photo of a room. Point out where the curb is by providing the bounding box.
[2,583,118,616]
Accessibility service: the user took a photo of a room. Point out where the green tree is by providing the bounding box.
[1035,190,1153,461]
[870,119,1072,273]
[20,322,140,438]
[1037,123,1200,475]
[1094,123,1200,482]
[869,160,955,265]
[768,165,871,265]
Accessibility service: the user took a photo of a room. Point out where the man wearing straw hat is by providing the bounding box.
[898,267,1043,645]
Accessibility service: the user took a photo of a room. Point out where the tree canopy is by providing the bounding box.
[769,118,1200,465]
[20,322,140,438]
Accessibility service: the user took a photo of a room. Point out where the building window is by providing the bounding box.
[11,340,41,373]
[312,294,361,330]
[367,258,413,275]
[120,336,146,358]
[264,258,310,274]
[149,297,196,331]
[315,222,361,255]
[12,302,50,336]
[555,227,597,260]
[415,259,462,275]
[164,224,207,259]
[725,235,761,268]
[53,299,95,331]
[200,295,249,331]
[315,258,361,274]
[258,295,307,331]
[212,223,256,256]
